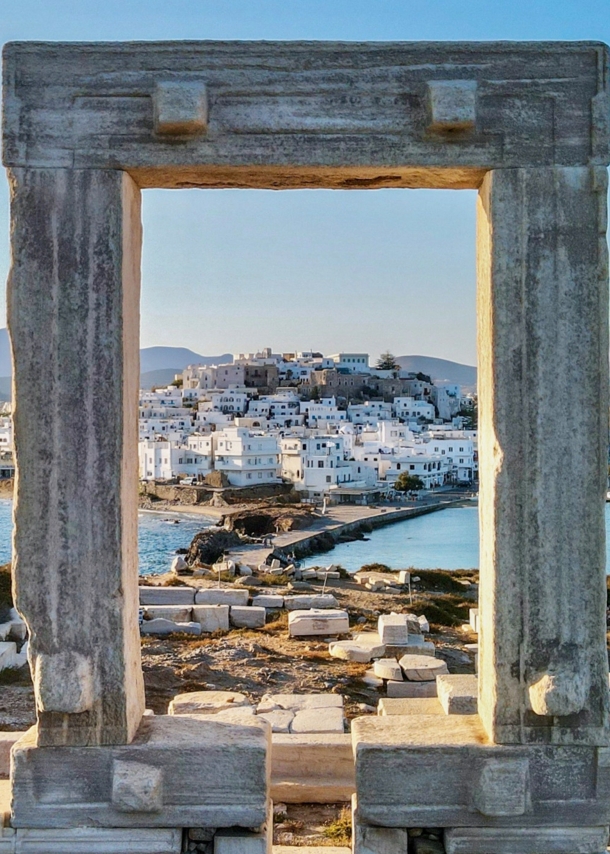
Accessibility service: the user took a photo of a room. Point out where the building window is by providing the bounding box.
[318,461,324,468]
[326,475,332,483]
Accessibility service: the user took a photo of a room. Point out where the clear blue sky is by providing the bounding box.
[1,1,609,364]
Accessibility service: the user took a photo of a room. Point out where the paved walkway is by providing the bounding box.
[227,496,468,568]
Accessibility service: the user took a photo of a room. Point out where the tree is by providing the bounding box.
[395,472,425,492]
[376,351,400,371]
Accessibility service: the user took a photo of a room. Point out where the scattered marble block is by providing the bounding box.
[329,641,382,663]
[373,659,403,681]
[251,595,284,609]
[378,697,443,715]
[301,569,318,580]
[284,594,339,611]
[352,631,386,652]
[194,604,230,633]
[291,707,344,734]
[397,570,410,585]
[230,606,266,629]
[362,670,384,689]
[437,674,478,715]
[444,826,610,854]
[352,795,407,854]
[195,589,250,607]
[257,710,294,733]
[2,827,183,853]
[469,607,479,633]
[317,570,340,580]
[288,609,349,637]
[271,733,354,803]
[399,655,448,681]
[418,615,430,633]
[259,694,343,712]
[0,643,16,671]
[139,586,195,606]
[386,680,437,698]
[141,619,201,636]
[169,691,251,716]
[171,555,188,574]
[142,605,193,623]
[378,614,409,645]
[384,637,436,658]
[11,715,270,829]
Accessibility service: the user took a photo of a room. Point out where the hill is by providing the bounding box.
[396,355,477,391]
[140,346,232,374]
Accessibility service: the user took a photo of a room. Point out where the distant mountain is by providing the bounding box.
[396,355,477,391]
[140,368,184,390]
[140,346,232,374]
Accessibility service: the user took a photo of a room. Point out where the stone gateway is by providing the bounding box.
[3,39,610,853]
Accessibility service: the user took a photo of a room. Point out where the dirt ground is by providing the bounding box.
[0,570,479,730]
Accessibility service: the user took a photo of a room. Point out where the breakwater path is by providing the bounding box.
[227,497,468,568]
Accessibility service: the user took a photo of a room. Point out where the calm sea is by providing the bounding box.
[0,500,608,574]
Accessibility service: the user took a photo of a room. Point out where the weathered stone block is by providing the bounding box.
[251,595,284,609]
[352,795,407,854]
[271,733,354,803]
[11,715,270,829]
[428,79,477,132]
[139,587,196,606]
[377,698,442,716]
[436,674,478,715]
[143,606,192,623]
[259,694,343,712]
[230,606,266,629]
[194,604,230,633]
[378,614,409,645]
[284,595,338,611]
[288,609,349,637]
[352,714,610,828]
[444,826,610,854]
[291,708,344,734]
[153,80,208,136]
[195,590,249,607]
[373,659,403,681]
[399,655,448,682]
[257,710,294,733]
[169,692,251,716]
[112,760,164,813]
[141,619,201,636]
[11,827,183,853]
[214,802,272,854]
[386,680,437,699]
[329,641,383,663]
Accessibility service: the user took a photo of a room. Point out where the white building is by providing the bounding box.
[422,434,475,483]
[281,434,376,496]
[0,417,13,452]
[328,353,370,374]
[430,382,462,421]
[213,427,280,487]
[379,448,448,489]
[393,396,436,422]
[348,401,393,425]
[301,397,346,427]
[138,439,213,481]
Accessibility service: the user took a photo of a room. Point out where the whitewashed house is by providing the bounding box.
[213,427,280,486]
[348,401,393,425]
[328,353,370,374]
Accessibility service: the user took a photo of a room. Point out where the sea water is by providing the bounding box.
[0,499,609,574]
[0,500,215,576]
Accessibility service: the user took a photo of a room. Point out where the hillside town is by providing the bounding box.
[139,349,477,502]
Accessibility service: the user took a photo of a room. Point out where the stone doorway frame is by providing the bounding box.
[2,39,609,753]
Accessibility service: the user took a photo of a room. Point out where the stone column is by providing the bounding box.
[477,166,609,745]
[7,168,145,746]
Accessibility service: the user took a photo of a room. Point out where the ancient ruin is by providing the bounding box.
[2,39,610,853]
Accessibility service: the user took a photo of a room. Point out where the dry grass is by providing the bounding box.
[322,806,352,846]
